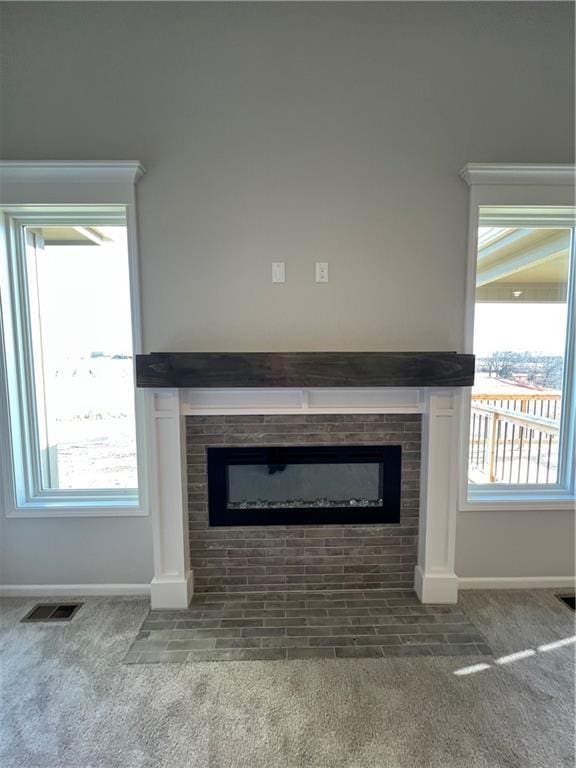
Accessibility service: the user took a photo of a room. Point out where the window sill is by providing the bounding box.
[6,500,147,518]
[460,492,575,513]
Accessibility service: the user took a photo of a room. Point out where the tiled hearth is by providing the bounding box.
[187,413,421,594]
[124,590,491,663]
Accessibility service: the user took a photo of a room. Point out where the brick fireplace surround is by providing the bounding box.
[145,386,461,610]
[187,414,421,594]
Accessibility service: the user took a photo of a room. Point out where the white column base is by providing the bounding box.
[414,566,458,604]
[150,571,194,610]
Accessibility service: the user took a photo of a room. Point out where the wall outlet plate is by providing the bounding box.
[272,262,285,283]
[315,262,329,283]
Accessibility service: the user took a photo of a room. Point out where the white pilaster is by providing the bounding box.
[415,389,460,603]
[147,389,193,609]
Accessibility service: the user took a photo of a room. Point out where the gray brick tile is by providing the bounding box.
[359,616,405,626]
[310,635,400,647]
[327,608,370,617]
[186,414,419,595]
[140,621,176,631]
[264,617,304,627]
[380,646,432,657]
[330,625,376,636]
[131,582,490,664]
[374,625,421,635]
[261,637,311,648]
[194,627,242,638]
[241,627,287,638]
[236,648,288,661]
[175,619,222,629]
[214,638,262,649]
[306,616,352,626]
[400,633,445,645]
[286,625,333,636]
[130,638,168,651]
[335,646,383,658]
[220,618,263,628]
[186,648,287,662]
[425,644,482,657]
[287,647,336,659]
[166,639,216,650]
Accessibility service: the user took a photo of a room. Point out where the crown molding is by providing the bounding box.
[460,163,576,187]
[0,160,145,185]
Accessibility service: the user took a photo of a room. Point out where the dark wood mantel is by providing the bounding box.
[136,352,475,389]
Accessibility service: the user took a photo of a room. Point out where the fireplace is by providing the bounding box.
[207,444,401,526]
[140,364,467,606]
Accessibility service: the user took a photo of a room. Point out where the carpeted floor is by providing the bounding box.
[0,590,574,768]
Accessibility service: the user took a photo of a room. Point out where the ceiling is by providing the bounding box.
[33,226,123,247]
[475,227,571,303]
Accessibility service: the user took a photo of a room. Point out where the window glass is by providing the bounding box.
[468,223,572,486]
[24,224,137,491]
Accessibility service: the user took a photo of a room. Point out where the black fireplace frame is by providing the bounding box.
[207,445,401,526]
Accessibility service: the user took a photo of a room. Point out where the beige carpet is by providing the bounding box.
[0,590,574,768]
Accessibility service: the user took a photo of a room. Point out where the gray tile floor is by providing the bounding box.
[124,589,491,662]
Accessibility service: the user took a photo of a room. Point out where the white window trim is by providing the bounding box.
[459,163,576,512]
[0,161,149,517]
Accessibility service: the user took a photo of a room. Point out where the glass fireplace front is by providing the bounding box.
[207,445,401,526]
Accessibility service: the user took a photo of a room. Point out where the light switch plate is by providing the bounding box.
[272,262,285,283]
[315,262,329,283]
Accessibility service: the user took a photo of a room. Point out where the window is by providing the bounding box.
[1,206,143,513]
[463,202,575,506]
[469,214,573,488]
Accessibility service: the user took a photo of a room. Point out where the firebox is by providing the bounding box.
[207,445,401,526]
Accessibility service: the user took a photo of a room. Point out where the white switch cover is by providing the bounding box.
[272,262,285,283]
[315,262,329,283]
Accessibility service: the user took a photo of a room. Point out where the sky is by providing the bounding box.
[474,303,568,359]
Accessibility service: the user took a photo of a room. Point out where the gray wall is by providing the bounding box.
[0,2,574,587]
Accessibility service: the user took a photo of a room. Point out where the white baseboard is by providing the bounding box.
[2,577,573,599]
[0,583,151,597]
[458,576,576,590]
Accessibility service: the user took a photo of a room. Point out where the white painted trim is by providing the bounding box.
[458,576,576,591]
[180,387,424,415]
[415,566,458,604]
[150,572,194,610]
[459,499,576,513]
[460,164,576,187]
[415,390,460,603]
[4,506,148,519]
[0,161,147,207]
[0,583,150,597]
[0,161,145,186]
[147,389,192,609]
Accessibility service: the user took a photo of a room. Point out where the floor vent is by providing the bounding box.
[21,603,82,623]
[556,594,575,611]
